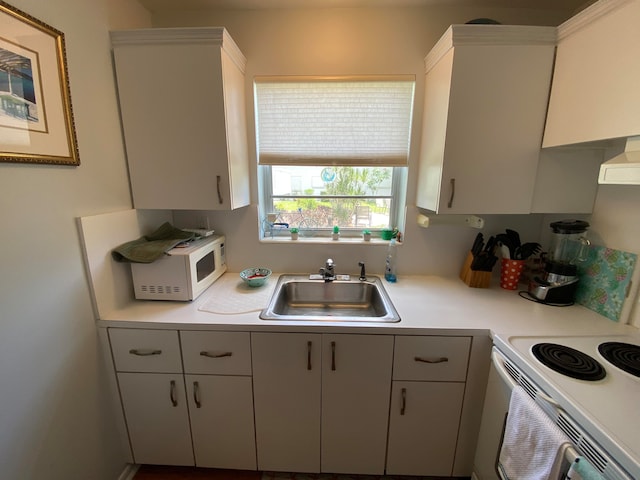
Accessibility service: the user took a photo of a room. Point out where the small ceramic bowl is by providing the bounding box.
[240,267,272,287]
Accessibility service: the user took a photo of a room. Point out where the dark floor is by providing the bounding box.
[132,465,460,480]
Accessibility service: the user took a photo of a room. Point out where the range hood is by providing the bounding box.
[599,136,640,185]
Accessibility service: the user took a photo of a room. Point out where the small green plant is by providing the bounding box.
[290,227,299,234]
[333,226,340,234]
[362,229,371,235]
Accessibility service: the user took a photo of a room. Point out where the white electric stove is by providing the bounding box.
[493,333,640,480]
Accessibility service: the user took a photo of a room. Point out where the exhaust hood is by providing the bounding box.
[599,136,640,185]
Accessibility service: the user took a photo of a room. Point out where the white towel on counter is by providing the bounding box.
[498,386,572,480]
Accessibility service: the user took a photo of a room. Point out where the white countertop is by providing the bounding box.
[96,273,638,339]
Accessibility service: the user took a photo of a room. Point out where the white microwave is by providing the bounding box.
[131,235,226,301]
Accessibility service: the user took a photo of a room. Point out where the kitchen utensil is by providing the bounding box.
[495,233,515,258]
[515,242,541,260]
[506,229,521,250]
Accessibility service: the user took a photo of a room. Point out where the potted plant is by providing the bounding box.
[332,225,340,241]
[362,229,371,241]
[290,227,299,240]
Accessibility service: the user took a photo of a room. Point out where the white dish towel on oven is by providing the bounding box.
[498,386,572,480]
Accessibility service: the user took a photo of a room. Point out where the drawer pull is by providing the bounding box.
[200,351,233,358]
[401,387,407,416]
[331,341,336,371]
[193,381,201,408]
[170,380,178,407]
[129,349,162,356]
[414,356,449,364]
[307,341,312,370]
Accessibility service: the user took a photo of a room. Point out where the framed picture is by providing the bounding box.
[0,1,79,165]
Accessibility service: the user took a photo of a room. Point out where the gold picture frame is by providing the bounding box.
[0,1,79,165]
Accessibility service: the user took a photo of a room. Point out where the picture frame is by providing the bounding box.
[0,1,79,165]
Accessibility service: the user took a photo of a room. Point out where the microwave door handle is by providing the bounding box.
[491,350,560,409]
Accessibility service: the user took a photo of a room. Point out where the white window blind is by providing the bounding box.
[254,76,415,166]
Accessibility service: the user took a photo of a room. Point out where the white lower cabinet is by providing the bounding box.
[109,328,255,469]
[117,372,194,466]
[321,334,393,474]
[251,333,322,473]
[251,332,393,474]
[185,374,256,469]
[386,335,471,476]
[387,381,465,475]
[108,328,478,476]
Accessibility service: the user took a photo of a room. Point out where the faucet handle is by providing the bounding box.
[326,258,334,267]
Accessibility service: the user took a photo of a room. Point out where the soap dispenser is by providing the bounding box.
[384,238,397,283]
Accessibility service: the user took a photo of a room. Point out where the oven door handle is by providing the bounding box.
[491,350,561,409]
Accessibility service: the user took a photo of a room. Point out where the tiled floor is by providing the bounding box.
[133,465,454,480]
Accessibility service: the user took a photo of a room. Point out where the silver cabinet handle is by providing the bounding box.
[216,175,223,204]
[170,380,178,407]
[331,341,336,371]
[307,341,312,370]
[400,387,407,416]
[447,178,455,208]
[414,356,449,364]
[129,349,162,356]
[200,351,232,358]
[193,381,201,408]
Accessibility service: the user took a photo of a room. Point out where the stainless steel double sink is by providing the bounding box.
[260,274,400,323]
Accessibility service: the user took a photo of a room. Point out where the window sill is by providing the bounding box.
[259,236,398,245]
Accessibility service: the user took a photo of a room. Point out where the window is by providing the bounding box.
[254,76,415,238]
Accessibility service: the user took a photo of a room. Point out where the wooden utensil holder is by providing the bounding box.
[460,251,491,288]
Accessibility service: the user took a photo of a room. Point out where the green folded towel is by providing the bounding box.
[111,222,196,263]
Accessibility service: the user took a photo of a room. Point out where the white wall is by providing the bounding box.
[163,6,572,277]
[164,6,639,325]
[0,1,150,478]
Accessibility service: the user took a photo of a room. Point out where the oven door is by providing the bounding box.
[472,350,512,480]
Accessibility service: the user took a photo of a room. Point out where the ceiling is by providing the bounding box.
[138,0,592,14]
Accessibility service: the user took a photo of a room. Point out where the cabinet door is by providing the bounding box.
[321,334,394,474]
[251,333,322,473]
[186,375,256,469]
[111,29,249,210]
[543,0,640,147]
[416,26,555,214]
[386,381,465,476]
[117,372,193,466]
[221,48,250,210]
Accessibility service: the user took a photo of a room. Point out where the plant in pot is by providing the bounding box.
[332,225,340,241]
[362,229,371,241]
[290,227,299,240]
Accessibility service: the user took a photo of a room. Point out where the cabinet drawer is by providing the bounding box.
[393,336,470,382]
[109,328,182,373]
[181,331,251,375]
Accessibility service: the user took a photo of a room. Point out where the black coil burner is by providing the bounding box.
[598,342,640,378]
[532,343,606,381]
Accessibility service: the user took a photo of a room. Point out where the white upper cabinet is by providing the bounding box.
[416,25,556,214]
[111,28,250,210]
[543,0,640,147]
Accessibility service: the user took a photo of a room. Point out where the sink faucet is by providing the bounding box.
[319,258,336,282]
[358,261,366,281]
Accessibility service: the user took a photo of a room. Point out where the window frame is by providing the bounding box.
[253,75,414,240]
[258,165,407,239]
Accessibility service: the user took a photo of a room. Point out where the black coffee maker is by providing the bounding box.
[529,220,590,305]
